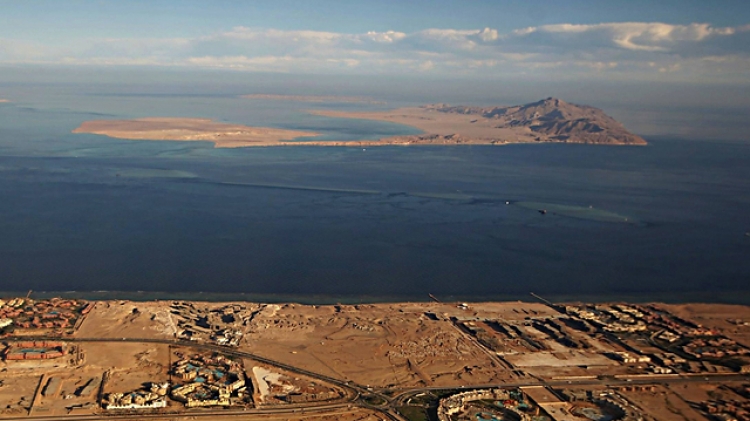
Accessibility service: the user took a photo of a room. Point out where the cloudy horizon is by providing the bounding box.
[1,1,749,84]
[2,21,749,84]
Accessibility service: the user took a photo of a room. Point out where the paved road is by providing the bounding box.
[0,403,355,421]
[389,373,750,406]
[6,335,402,420]
[10,336,368,395]
[6,336,748,421]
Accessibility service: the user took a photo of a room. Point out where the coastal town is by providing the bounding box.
[0,296,748,421]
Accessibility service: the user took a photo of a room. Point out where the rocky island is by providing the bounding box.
[314,97,647,146]
[73,98,646,148]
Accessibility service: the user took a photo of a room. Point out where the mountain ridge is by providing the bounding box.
[425,97,646,145]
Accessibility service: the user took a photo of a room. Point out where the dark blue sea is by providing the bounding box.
[1,84,749,303]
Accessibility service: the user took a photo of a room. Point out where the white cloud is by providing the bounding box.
[505,22,750,57]
[418,60,435,71]
[1,22,749,81]
[479,28,499,42]
[365,31,407,43]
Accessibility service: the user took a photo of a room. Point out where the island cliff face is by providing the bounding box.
[429,97,646,145]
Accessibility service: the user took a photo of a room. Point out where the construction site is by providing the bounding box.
[169,301,261,346]
[250,364,345,406]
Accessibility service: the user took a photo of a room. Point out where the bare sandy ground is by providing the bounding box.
[72,118,319,148]
[662,303,750,346]
[76,301,177,339]
[239,302,557,388]
[313,107,539,144]
[619,384,710,421]
[0,373,37,416]
[74,300,554,388]
[72,108,539,148]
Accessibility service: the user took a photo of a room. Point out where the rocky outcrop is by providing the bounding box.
[428,97,646,145]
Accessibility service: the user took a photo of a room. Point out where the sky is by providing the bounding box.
[1,0,750,84]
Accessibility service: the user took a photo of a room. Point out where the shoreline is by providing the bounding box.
[4,289,750,305]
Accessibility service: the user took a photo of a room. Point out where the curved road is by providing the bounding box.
[7,335,402,420]
[6,336,748,421]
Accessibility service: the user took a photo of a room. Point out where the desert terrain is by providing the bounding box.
[72,117,320,148]
[663,302,750,346]
[239,302,560,388]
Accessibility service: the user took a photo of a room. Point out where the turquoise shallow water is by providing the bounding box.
[1,85,749,303]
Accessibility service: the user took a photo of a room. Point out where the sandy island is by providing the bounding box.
[72,112,542,148]
[72,117,320,148]
[0,99,9,103]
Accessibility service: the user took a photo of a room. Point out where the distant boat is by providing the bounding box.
[538,209,547,215]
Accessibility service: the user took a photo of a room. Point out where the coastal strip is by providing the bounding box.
[72,117,320,148]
